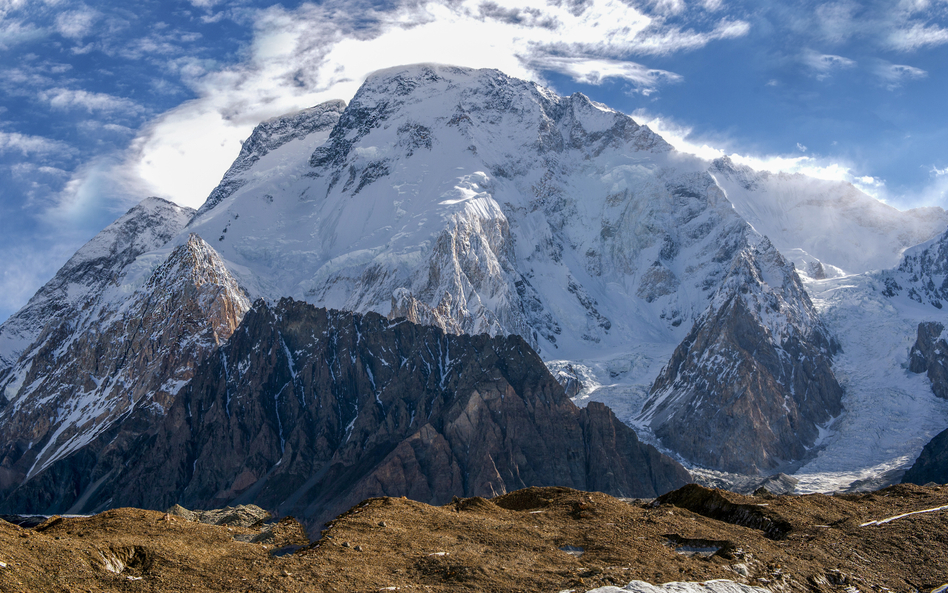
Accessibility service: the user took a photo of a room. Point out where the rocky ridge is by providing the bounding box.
[23,297,687,529]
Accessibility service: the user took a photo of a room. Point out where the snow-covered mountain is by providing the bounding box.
[0,197,194,371]
[0,231,249,497]
[1,64,947,500]
[710,157,948,277]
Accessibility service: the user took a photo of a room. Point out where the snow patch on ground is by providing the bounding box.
[585,580,769,593]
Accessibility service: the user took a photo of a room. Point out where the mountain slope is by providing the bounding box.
[0,197,193,372]
[1,298,690,527]
[641,238,842,474]
[0,233,250,503]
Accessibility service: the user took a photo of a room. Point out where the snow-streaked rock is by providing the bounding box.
[642,237,842,474]
[0,197,193,371]
[881,225,948,308]
[0,233,249,501]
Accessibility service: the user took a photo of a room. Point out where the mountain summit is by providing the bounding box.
[1,65,947,508]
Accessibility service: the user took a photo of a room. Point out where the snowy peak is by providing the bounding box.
[197,100,346,216]
[184,64,743,360]
[308,64,669,194]
[0,197,193,370]
[882,226,948,308]
[144,234,250,345]
[0,232,248,489]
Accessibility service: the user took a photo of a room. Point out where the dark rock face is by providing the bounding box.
[908,321,948,400]
[902,428,948,485]
[1,299,689,528]
[642,240,843,474]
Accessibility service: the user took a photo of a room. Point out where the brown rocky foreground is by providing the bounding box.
[0,483,946,593]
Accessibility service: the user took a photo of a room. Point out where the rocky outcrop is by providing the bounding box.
[908,321,948,400]
[0,234,250,507]
[902,428,948,485]
[166,503,271,528]
[641,238,843,474]
[2,298,689,527]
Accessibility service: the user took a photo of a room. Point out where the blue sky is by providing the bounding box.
[2,0,947,323]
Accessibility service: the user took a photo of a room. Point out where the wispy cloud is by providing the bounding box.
[527,56,682,90]
[875,61,927,89]
[99,0,749,208]
[0,131,74,157]
[801,49,856,80]
[887,21,948,50]
[39,88,144,114]
[633,109,885,195]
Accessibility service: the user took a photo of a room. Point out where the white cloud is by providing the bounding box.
[797,142,807,153]
[0,17,44,49]
[39,88,144,114]
[93,0,748,209]
[55,6,99,40]
[875,61,927,89]
[0,131,72,157]
[888,22,948,50]
[801,50,856,80]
